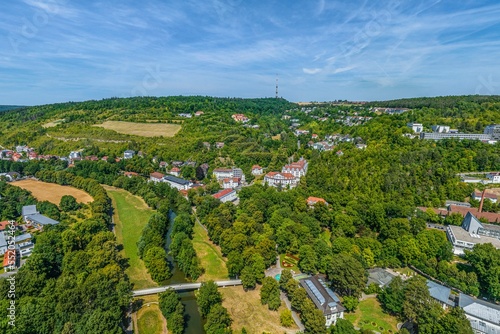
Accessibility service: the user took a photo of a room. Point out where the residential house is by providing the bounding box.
[231,114,249,123]
[426,280,455,309]
[446,212,500,255]
[295,129,310,136]
[0,232,7,255]
[264,172,298,189]
[3,249,16,272]
[472,190,498,203]
[432,125,451,133]
[251,165,263,176]
[215,142,225,149]
[159,161,168,169]
[69,151,81,160]
[15,233,34,257]
[169,167,181,177]
[312,134,319,140]
[195,111,204,116]
[356,143,367,149]
[459,293,500,334]
[178,113,192,118]
[486,172,500,183]
[213,167,245,182]
[299,276,345,327]
[202,142,211,149]
[22,205,59,230]
[0,221,9,232]
[336,150,344,157]
[222,178,240,189]
[123,150,135,159]
[212,189,238,203]
[124,172,139,178]
[171,161,184,167]
[163,175,192,191]
[307,196,327,207]
[282,157,308,178]
[150,172,165,183]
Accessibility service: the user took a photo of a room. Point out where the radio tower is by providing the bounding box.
[275,74,279,99]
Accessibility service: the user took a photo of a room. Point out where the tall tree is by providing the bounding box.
[327,253,367,297]
[197,281,222,318]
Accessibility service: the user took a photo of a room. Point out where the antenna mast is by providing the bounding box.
[275,74,279,99]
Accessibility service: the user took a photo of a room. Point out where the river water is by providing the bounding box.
[166,211,205,334]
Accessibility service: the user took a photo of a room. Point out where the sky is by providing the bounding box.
[1,0,500,105]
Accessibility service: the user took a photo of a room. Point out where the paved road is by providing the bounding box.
[133,279,242,296]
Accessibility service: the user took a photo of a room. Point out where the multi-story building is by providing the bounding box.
[212,189,238,203]
[163,175,192,190]
[123,150,135,159]
[282,157,308,178]
[459,293,500,334]
[251,165,263,175]
[213,167,245,182]
[263,172,298,189]
[407,123,423,133]
[484,124,500,140]
[487,172,500,183]
[420,132,491,141]
[222,178,240,189]
[150,172,165,183]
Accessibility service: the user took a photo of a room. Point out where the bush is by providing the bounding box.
[280,309,293,327]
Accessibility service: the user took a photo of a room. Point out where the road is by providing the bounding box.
[133,279,242,296]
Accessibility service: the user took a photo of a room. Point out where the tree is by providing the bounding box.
[342,296,359,312]
[279,269,293,291]
[260,277,281,310]
[437,307,473,334]
[301,299,327,334]
[280,309,293,327]
[379,276,405,315]
[298,245,317,274]
[197,281,222,318]
[290,287,308,312]
[327,253,367,297]
[403,276,434,324]
[159,289,181,316]
[59,195,79,212]
[240,266,257,290]
[204,304,232,334]
[330,318,357,334]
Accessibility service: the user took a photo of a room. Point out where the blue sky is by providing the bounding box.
[1,0,500,105]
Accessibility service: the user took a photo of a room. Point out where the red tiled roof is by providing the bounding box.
[214,168,232,173]
[0,221,9,231]
[252,165,262,170]
[124,172,139,177]
[3,249,15,268]
[150,172,164,179]
[213,189,235,199]
[307,196,327,204]
[265,172,295,179]
[171,167,180,172]
[418,206,500,223]
[223,178,240,183]
[472,191,497,200]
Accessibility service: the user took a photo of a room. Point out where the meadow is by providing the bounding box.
[12,179,93,204]
[94,121,181,137]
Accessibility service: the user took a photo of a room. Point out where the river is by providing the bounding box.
[166,211,205,334]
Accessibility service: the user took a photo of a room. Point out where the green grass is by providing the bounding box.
[279,254,300,273]
[106,187,157,290]
[320,229,332,247]
[137,304,165,334]
[344,297,399,334]
[193,221,228,281]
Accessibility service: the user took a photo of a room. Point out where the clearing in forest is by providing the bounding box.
[94,121,181,137]
[12,179,93,204]
[221,285,298,334]
[42,119,65,128]
[105,186,156,289]
[193,221,228,281]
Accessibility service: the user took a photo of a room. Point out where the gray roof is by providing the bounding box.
[367,268,396,287]
[426,280,454,306]
[448,225,500,249]
[459,293,500,333]
[15,233,32,243]
[0,232,6,248]
[26,213,59,226]
[22,205,38,216]
[163,175,190,186]
[124,150,135,154]
[299,276,345,316]
[462,212,484,234]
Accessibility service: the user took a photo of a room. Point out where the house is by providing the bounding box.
[445,200,471,208]
[472,190,497,203]
[124,172,139,178]
[163,175,192,191]
[213,168,233,181]
[446,212,500,255]
[150,172,165,183]
[202,142,211,149]
[123,150,135,159]
[69,151,81,160]
[169,167,181,177]
[22,205,59,230]
[195,111,204,116]
[0,232,7,255]
[366,268,396,288]
[215,142,225,149]
[3,248,16,272]
[212,189,238,203]
[12,153,22,161]
[171,161,184,167]
[0,221,9,232]
[312,134,319,140]
[299,276,345,327]
[178,113,192,118]
[159,161,168,169]
[459,293,500,334]
[251,165,263,176]
[15,233,34,257]
[232,114,249,123]
[307,196,327,206]
[336,150,344,157]
[407,123,423,133]
[432,125,451,133]
[264,172,298,189]
[282,157,308,178]
[486,172,500,183]
[426,280,455,309]
[295,129,310,136]
[222,178,240,189]
[356,143,367,149]
[420,205,500,224]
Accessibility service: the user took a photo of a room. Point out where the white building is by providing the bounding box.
[163,175,192,191]
[213,167,245,182]
[264,172,298,189]
[300,276,345,327]
[282,157,308,178]
[486,172,500,183]
[150,172,165,183]
[169,167,181,177]
[222,178,240,189]
[407,123,423,133]
[251,165,263,176]
[432,125,451,133]
[459,293,500,334]
[484,124,500,140]
[212,189,238,203]
[123,150,135,159]
[472,191,498,203]
[69,151,81,160]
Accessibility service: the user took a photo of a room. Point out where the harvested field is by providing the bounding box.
[12,179,93,204]
[94,121,181,137]
[42,119,65,128]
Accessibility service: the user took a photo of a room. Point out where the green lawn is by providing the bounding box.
[344,297,399,334]
[106,186,157,290]
[320,229,332,247]
[137,304,165,334]
[193,221,228,281]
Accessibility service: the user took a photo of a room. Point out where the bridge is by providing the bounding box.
[132,279,242,297]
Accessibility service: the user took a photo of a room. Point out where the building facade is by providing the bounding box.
[264,172,298,189]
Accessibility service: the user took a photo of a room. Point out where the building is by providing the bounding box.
[487,172,500,183]
[459,293,500,334]
[0,232,7,255]
[150,172,165,183]
[299,276,345,327]
[213,167,245,182]
[484,124,500,140]
[124,172,139,178]
[69,151,81,160]
[231,114,249,123]
[123,150,135,159]
[426,280,455,309]
[212,189,238,203]
[307,196,327,207]
[282,157,308,178]
[432,125,451,133]
[3,248,16,272]
[446,212,500,255]
[420,132,491,141]
[22,205,59,230]
[264,172,298,189]
[407,123,423,133]
[251,165,263,176]
[163,175,192,191]
[445,200,471,208]
[366,268,396,288]
[420,205,500,224]
[15,233,34,257]
[195,111,204,116]
[215,142,225,149]
[222,178,240,189]
[178,113,192,118]
[472,191,498,203]
[356,143,367,149]
[0,221,9,232]
[169,167,181,177]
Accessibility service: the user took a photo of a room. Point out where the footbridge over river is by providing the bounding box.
[132,279,242,297]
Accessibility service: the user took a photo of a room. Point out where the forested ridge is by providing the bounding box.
[1,95,500,333]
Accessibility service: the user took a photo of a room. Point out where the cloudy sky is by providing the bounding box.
[1,0,500,105]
